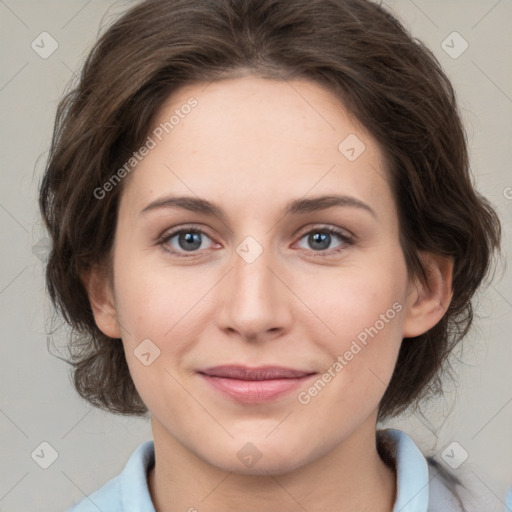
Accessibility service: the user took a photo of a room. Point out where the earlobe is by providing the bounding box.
[402,252,454,338]
[81,265,122,339]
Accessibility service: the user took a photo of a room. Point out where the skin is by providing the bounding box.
[85,74,453,512]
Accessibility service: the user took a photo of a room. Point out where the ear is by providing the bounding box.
[402,252,454,338]
[81,265,122,339]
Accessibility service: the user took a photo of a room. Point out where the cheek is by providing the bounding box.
[113,247,192,335]
[305,262,407,390]
[297,290,404,423]
[310,264,405,340]
[112,252,214,383]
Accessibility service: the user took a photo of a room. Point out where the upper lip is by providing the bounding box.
[197,365,316,381]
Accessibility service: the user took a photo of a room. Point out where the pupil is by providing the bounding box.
[310,232,330,250]
[180,232,201,251]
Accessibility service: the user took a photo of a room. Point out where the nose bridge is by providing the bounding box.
[234,241,274,301]
[216,235,291,339]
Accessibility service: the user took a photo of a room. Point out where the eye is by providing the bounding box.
[157,227,216,257]
[295,227,354,255]
[157,225,354,258]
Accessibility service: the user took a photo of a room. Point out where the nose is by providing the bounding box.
[215,240,294,343]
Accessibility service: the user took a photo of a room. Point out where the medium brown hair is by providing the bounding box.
[40,0,500,428]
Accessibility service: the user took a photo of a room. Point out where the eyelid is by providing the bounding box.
[292,225,355,256]
[156,224,217,257]
[294,223,355,241]
[157,223,356,258]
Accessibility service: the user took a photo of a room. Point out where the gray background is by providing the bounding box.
[0,1,511,511]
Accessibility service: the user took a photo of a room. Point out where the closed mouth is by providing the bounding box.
[197,365,316,381]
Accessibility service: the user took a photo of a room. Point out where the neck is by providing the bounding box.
[148,417,396,512]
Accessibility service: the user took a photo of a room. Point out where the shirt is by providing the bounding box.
[506,486,512,512]
[62,428,484,511]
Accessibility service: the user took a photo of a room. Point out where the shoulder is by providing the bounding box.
[64,440,155,512]
[65,475,121,512]
[426,457,466,512]
[377,428,466,512]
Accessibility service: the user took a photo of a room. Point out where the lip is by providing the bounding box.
[197,365,317,404]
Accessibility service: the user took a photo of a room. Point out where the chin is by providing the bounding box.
[199,437,316,476]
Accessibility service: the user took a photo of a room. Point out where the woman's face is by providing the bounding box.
[101,75,419,473]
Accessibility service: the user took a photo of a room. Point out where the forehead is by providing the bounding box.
[121,75,392,219]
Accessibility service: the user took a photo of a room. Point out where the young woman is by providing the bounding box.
[39,0,504,510]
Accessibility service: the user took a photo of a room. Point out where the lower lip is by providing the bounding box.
[199,373,316,404]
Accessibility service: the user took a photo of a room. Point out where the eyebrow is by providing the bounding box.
[138,194,377,220]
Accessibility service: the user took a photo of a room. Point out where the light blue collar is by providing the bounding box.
[382,428,430,511]
[120,439,156,511]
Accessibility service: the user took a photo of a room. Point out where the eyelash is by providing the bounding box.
[156,225,355,259]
